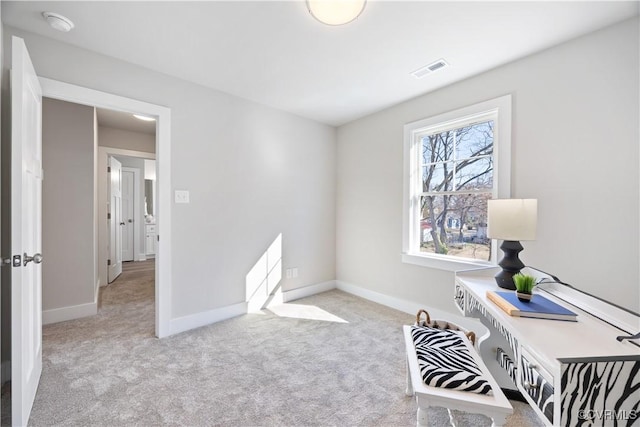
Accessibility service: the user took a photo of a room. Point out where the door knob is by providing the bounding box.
[120,222,126,226]
[23,253,43,266]
[128,219,133,223]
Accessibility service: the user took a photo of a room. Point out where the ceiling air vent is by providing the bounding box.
[411,59,449,79]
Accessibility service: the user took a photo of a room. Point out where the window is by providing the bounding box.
[403,95,511,270]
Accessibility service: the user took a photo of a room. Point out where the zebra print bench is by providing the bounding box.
[403,325,513,426]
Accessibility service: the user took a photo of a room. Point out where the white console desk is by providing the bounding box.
[454,267,640,426]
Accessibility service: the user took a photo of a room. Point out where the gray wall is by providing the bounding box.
[98,125,155,153]
[3,25,336,321]
[336,18,639,313]
[42,98,96,311]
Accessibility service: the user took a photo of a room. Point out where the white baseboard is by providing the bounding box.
[43,300,98,325]
[282,280,337,303]
[1,360,11,384]
[168,281,337,336]
[248,283,285,313]
[100,276,109,287]
[336,280,425,315]
[138,253,147,261]
[169,301,247,336]
[335,280,482,330]
[166,279,476,337]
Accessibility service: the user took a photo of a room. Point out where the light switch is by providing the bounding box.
[175,190,190,204]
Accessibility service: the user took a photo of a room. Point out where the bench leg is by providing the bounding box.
[416,407,428,427]
[490,414,508,427]
[447,408,457,426]
[405,354,414,396]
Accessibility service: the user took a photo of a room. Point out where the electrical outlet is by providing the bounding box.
[175,190,190,204]
[286,269,292,279]
[292,268,298,278]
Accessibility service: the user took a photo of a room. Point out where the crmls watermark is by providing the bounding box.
[578,409,638,421]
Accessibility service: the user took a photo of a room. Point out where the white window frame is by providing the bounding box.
[402,95,512,271]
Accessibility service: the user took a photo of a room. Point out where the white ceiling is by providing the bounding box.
[3,1,638,127]
[96,108,156,135]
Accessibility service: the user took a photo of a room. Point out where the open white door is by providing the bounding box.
[10,36,43,427]
[107,156,123,282]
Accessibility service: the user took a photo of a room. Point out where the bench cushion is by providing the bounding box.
[411,326,493,395]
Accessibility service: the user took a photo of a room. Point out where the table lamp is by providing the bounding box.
[487,199,538,289]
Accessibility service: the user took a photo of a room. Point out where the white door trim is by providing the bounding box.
[39,77,172,338]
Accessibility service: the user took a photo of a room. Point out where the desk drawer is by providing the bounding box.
[496,347,517,385]
[520,349,554,423]
[453,281,465,314]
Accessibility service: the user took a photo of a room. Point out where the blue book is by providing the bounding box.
[487,291,578,321]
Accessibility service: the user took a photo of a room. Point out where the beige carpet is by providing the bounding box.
[27,261,542,426]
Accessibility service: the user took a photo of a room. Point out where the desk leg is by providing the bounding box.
[405,354,414,396]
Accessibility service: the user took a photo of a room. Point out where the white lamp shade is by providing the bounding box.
[487,199,537,241]
[307,0,366,26]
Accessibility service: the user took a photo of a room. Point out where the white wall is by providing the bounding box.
[336,18,639,313]
[42,98,96,313]
[98,125,155,153]
[3,26,336,322]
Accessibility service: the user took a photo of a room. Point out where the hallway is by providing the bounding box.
[99,259,156,337]
[103,259,155,316]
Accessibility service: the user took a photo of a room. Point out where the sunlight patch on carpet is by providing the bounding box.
[267,303,348,323]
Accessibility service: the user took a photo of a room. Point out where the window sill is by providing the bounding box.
[402,252,493,272]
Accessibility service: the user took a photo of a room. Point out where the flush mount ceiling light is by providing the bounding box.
[133,114,156,122]
[307,0,366,26]
[42,12,74,32]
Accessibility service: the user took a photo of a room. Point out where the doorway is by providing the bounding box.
[41,100,158,315]
[105,152,156,284]
[39,77,171,338]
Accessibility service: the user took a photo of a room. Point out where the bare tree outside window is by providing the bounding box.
[403,95,510,268]
[419,121,494,260]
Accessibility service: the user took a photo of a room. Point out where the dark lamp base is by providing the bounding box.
[495,240,525,290]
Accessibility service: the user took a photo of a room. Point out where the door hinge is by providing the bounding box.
[107,259,111,266]
[107,166,111,173]
[157,235,159,242]
[107,212,111,220]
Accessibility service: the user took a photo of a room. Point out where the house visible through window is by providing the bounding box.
[403,96,511,270]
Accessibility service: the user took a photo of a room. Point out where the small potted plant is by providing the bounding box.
[513,273,536,302]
